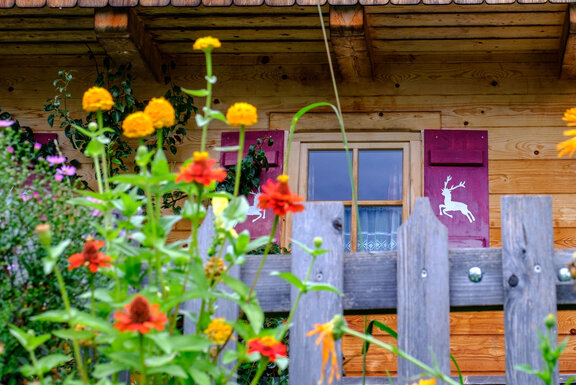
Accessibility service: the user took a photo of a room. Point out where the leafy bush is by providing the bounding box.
[0,121,102,384]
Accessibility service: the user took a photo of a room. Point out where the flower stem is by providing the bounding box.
[139,333,147,385]
[200,50,213,153]
[343,326,460,385]
[248,215,279,299]
[54,265,90,385]
[249,360,268,385]
[90,275,95,317]
[233,124,245,197]
[156,128,163,151]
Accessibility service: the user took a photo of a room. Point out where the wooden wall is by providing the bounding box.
[2,50,576,377]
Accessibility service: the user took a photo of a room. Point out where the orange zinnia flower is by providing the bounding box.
[307,321,340,384]
[175,151,227,186]
[410,379,436,385]
[246,336,287,362]
[258,174,304,217]
[113,295,168,334]
[68,240,111,273]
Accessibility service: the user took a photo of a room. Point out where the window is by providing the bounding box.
[287,132,422,252]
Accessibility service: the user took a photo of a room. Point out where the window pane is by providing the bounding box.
[344,206,352,252]
[358,206,402,251]
[308,151,352,201]
[358,150,402,200]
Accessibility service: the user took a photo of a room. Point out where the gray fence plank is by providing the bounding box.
[501,196,558,385]
[397,197,450,383]
[182,211,238,360]
[289,202,344,385]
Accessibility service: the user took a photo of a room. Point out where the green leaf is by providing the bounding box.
[50,239,72,259]
[276,356,289,371]
[93,362,129,378]
[107,352,141,370]
[240,301,264,334]
[32,309,73,323]
[148,365,187,378]
[515,364,539,375]
[159,215,182,234]
[53,329,94,341]
[205,108,227,123]
[147,333,174,354]
[222,274,250,299]
[190,368,211,385]
[74,312,115,334]
[43,257,57,275]
[35,354,71,373]
[85,138,105,157]
[145,353,177,367]
[182,199,206,221]
[152,149,170,176]
[234,232,250,255]
[222,350,238,365]
[305,282,343,296]
[271,271,305,291]
[205,75,217,84]
[246,236,271,253]
[181,88,209,97]
[195,114,210,127]
[170,335,213,352]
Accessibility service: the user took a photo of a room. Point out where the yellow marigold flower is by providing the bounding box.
[226,102,258,127]
[193,36,221,51]
[204,318,233,345]
[144,97,175,129]
[557,131,576,158]
[410,380,436,385]
[563,108,576,127]
[82,87,114,112]
[307,321,340,384]
[212,197,229,218]
[122,112,155,138]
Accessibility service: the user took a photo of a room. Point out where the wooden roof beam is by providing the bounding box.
[95,7,166,83]
[561,5,576,79]
[330,5,374,82]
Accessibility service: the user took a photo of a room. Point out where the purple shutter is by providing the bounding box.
[424,130,489,248]
[220,131,284,240]
[33,133,58,145]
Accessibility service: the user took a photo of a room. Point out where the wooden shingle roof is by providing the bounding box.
[2,0,576,7]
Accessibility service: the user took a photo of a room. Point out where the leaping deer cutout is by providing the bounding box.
[439,175,476,223]
[246,186,265,223]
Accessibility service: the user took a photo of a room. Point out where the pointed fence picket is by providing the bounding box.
[187,196,576,385]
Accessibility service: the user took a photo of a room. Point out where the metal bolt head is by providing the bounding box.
[468,267,483,283]
[421,269,428,278]
[558,267,572,282]
[534,264,542,273]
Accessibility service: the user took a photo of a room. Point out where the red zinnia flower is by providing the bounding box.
[246,336,287,362]
[175,151,227,186]
[113,295,168,334]
[68,240,111,273]
[258,174,305,216]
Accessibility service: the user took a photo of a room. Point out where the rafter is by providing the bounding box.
[95,7,166,83]
[329,5,374,82]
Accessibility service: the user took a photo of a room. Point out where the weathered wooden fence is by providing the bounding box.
[186,196,576,385]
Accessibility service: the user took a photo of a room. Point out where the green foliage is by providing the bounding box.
[43,59,196,176]
[0,123,102,384]
[217,137,274,196]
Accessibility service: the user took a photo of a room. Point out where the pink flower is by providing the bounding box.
[7,146,14,153]
[0,120,14,127]
[57,165,76,176]
[46,155,66,166]
[34,142,42,151]
[54,174,64,182]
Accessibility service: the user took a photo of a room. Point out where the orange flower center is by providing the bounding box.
[83,243,100,263]
[129,296,152,324]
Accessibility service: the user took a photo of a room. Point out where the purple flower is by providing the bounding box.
[7,146,14,153]
[54,174,64,182]
[20,193,31,202]
[34,142,42,151]
[0,120,14,127]
[46,155,66,166]
[56,165,76,176]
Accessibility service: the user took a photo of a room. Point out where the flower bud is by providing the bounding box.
[545,313,556,329]
[88,122,98,132]
[314,237,323,248]
[35,223,52,247]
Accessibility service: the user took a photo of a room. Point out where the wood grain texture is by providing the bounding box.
[47,0,78,6]
[78,0,108,5]
[15,0,45,6]
[397,198,450,381]
[290,202,344,385]
[0,0,15,7]
[489,160,576,194]
[501,196,558,385]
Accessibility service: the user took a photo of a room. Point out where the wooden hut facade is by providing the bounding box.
[2,0,576,380]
